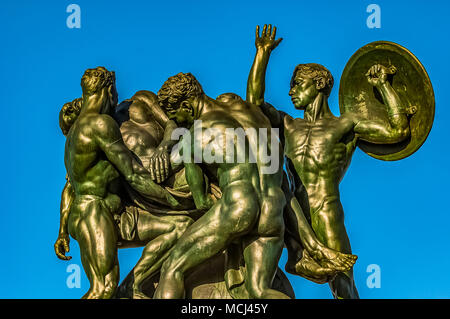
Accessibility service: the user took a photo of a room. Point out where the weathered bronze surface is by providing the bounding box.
[339,41,435,160]
[55,25,433,299]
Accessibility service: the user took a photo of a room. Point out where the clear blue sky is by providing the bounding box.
[0,0,448,298]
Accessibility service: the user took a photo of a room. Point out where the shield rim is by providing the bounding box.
[338,40,435,161]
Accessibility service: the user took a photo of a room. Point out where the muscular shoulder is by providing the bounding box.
[79,114,121,140]
[132,90,158,104]
[283,114,305,133]
[199,110,241,129]
[216,92,243,104]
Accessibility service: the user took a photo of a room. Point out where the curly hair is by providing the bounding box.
[157,72,203,113]
[291,63,334,97]
[59,98,82,135]
[81,66,116,95]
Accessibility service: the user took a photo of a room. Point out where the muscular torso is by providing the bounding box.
[65,114,121,199]
[284,114,357,207]
[120,116,164,168]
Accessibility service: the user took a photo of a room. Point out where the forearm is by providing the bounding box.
[246,49,270,106]
[59,180,73,236]
[184,162,210,210]
[354,82,410,143]
[377,82,409,130]
[158,119,178,149]
[127,162,176,205]
[288,196,322,253]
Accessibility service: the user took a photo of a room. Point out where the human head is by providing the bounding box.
[81,66,118,113]
[157,72,204,127]
[289,63,334,109]
[59,98,82,136]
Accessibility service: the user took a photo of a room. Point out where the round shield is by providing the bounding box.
[339,41,434,161]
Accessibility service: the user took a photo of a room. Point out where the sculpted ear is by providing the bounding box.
[180,100,194,115]
[315,77,326,90]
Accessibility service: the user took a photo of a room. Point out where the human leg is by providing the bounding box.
[243,186,289,299]
[154,182,259,299]
[310,197,359,299]
[132,214,193,298]
[70,197,119,299]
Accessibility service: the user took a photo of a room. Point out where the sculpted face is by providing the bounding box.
[289,73,320,110]
[158,72,203,128]
[167,98,195,128]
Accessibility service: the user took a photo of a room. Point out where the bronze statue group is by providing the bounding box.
[55,25,430,299]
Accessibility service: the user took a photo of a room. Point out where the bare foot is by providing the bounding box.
[285,250,338,284]
[310,244,358,272]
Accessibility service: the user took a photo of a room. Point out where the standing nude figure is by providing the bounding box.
[284,63,409,299]
[248,25,410,298]
[63,67,182,298]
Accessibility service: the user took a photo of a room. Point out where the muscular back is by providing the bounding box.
[65,113,121,198]
[213,96,284,192]
[192,110,260,188]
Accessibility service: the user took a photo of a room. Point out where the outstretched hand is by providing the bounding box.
[255,24,283,52]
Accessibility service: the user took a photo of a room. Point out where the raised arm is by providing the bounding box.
[94,114,180,208]
[352,64,410,144]
[246,24,282,107]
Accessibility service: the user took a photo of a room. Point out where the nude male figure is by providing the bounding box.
[56,90,198,299]
[247,25,411,298]
[246,25,359,285]
[63,66,183,298]
[284,63,409,298]
[152,68,356,298]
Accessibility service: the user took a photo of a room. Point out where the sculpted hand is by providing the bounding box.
[255,24,283,52]
[54,234,72,260]
[366,64,397,87]
[149,146,170,184]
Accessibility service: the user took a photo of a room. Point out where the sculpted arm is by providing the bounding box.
[134,91,178,183]
[94,115,180,208]
[352,64,410,144]
[54,178,74,260]
[246,24,282,107]
[184,162,213,211]
[182,127,214,211]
